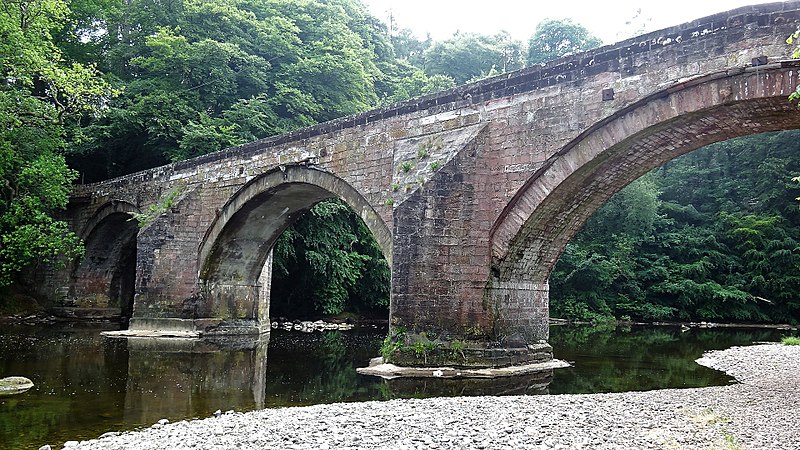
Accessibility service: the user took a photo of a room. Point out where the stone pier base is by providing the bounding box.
[127,317,269,336]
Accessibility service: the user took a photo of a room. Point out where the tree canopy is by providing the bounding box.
[0,0,115,286]
[527,18,602,65]
[551,131,800,324]
[421,31,524,84]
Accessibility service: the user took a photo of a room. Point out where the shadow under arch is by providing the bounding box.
[197,165,391,328]
[71,200,140,319]
[487,64,800,341]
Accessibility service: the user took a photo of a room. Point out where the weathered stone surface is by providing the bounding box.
[356,357,569,379]
[35,3,800,366]
[0,376,34,395]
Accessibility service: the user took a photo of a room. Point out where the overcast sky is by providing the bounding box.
[361,0,776,44]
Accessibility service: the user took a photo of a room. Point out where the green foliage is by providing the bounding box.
[527,18,602,66]
[430,161,442,171]
[68,0,392,180]
[400,161,413,173]
[781,336,800,345]
[380,335,401,360]
[421,32,524,84]
[409,333,439,364]
[380,67,455,104]
[271,198,390,317]
[379,326,406,361]
[0,0,117,286]
[551,131,800,324]
[129,187,183,228]
[449,339,465,360]
[788,31,800,106]
[390,28,431,65]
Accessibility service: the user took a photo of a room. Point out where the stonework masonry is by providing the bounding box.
[43,2,800,367]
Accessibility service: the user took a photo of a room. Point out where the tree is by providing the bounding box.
[271,199,390,317]
[379,60,455,104]
[390,27,430,66]
[0,0,114,285]
[527,18,602,66]
[68,0,391,180]
[421,32,524,84]
[551,131,800,324]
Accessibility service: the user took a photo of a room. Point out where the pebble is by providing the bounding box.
[66,343,800,450]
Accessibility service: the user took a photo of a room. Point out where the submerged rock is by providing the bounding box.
[0,376,34,395]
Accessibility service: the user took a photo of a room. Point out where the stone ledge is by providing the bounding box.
[101,329,200,339]
[48,307,122,320]
[356,357,569,379]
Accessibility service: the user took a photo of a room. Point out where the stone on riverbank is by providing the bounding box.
[356,357,570,379]
[0,376,34,395]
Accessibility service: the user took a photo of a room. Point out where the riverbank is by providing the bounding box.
[61,342,798,450]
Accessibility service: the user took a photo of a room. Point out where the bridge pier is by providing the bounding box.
[386,129,554,367]
[128,251,273,336]
[387,275,553,368]
[486,279,550,346]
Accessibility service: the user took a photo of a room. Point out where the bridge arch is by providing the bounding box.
[196,165,391,326]
[488,65,800,339]
[71,200,140,318]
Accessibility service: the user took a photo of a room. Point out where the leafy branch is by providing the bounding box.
[129,187,183,228]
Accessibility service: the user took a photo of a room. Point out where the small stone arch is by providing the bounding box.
[79,200,140,240]
[71,200,141,318]
[196,165,391,325]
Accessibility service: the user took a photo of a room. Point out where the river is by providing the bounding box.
[0,322,785,449]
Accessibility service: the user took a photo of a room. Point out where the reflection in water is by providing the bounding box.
[264,330,386,406]
[386,370,553,398]
[0,322,787,450]
[548,324,783,393]
[123,335,268,425]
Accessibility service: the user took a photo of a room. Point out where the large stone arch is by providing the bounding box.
[488,64,800,341]
[196,165,391,330]
[71,200,140,318]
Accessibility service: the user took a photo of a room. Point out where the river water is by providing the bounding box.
[0,322,785,449]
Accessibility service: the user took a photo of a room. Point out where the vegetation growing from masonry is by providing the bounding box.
[129,187,183,228]
[380,328,470,365]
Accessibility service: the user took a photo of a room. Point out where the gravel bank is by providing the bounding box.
[65,343,799,450]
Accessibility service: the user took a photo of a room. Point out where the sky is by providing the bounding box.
[361,0,776,44]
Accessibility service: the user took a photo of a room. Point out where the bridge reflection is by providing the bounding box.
[384,370,553,397]
[123,334,268,425]
[0,323,558,449]
[121,330,553,425]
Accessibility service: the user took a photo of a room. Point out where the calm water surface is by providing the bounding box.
[0,322,785,449]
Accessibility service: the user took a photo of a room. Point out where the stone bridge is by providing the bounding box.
[40,2,800,366]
